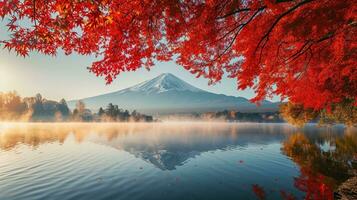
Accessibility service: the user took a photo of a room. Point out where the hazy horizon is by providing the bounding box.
[0,49,278,102]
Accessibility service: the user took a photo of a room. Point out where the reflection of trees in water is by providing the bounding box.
[0,123,144,150]
[248,128,356,200]
[0,123,292,150]
[280,131,357,200]
[1,123,356,199]
[252,184,266,200]
[0,123,293,170]
[0,125,69,150]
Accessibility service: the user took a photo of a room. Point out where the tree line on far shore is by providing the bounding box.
[167,106,356,126]
[0,91,153,122]
[191,110,282,123]
[1,91,355,126]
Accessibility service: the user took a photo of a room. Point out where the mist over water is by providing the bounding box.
[0,122,355,200]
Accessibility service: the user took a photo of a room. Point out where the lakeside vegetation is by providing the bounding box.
[0,91,153,122]
[1,91,356,126]
[174,106,356,126]
[280,100,357,127]
[197,110,282,122]
[160,110,283,122]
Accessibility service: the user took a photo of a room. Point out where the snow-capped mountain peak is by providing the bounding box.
[68,73,279,114]
[128,73,203,94]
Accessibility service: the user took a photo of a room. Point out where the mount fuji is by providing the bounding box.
[68,73,279,114]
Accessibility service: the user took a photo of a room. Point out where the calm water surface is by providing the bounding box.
[0,122,356,200]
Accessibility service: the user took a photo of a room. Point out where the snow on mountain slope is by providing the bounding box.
[68,73,279,114]
[121,73,204,94]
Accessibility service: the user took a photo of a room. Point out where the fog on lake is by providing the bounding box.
[0,122,356,200]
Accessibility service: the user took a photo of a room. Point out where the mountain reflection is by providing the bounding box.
[0,123,294,170]
[1,123,356,200]
[0,123,354,172]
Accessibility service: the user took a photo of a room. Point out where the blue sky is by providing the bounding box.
[0,22,279,102]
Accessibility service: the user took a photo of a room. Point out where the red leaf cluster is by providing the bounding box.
[1,0,356,110]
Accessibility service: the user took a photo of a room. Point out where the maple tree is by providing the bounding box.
[0,0,356,110]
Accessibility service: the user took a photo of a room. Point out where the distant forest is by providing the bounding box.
[0,91,283,123]
[194,110,283,122]
[160,110,283,122]
[0,91,153,122]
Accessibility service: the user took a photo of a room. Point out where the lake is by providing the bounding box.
[0,122,356,200]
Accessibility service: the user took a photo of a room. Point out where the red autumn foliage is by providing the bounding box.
[252,184,266,200]
[280,190,297,200]
[0,0,356,110]
[294,167,334,200]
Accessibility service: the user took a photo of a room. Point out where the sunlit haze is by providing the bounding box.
[0,49,278,101]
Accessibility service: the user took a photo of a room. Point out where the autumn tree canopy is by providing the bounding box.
[0,0,356,110]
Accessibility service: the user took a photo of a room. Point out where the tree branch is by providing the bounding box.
[216,8,252,19]
[212,7,266,63]
[255,0,315,55]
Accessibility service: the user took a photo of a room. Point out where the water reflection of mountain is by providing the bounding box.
[89,123,297,170]
[0,123,353,171]
[111,134,288,170]
[110,126,352,170]
[108,132,286,170]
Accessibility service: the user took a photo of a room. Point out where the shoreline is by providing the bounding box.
[335,176,357,200]
[0,121,350,125]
